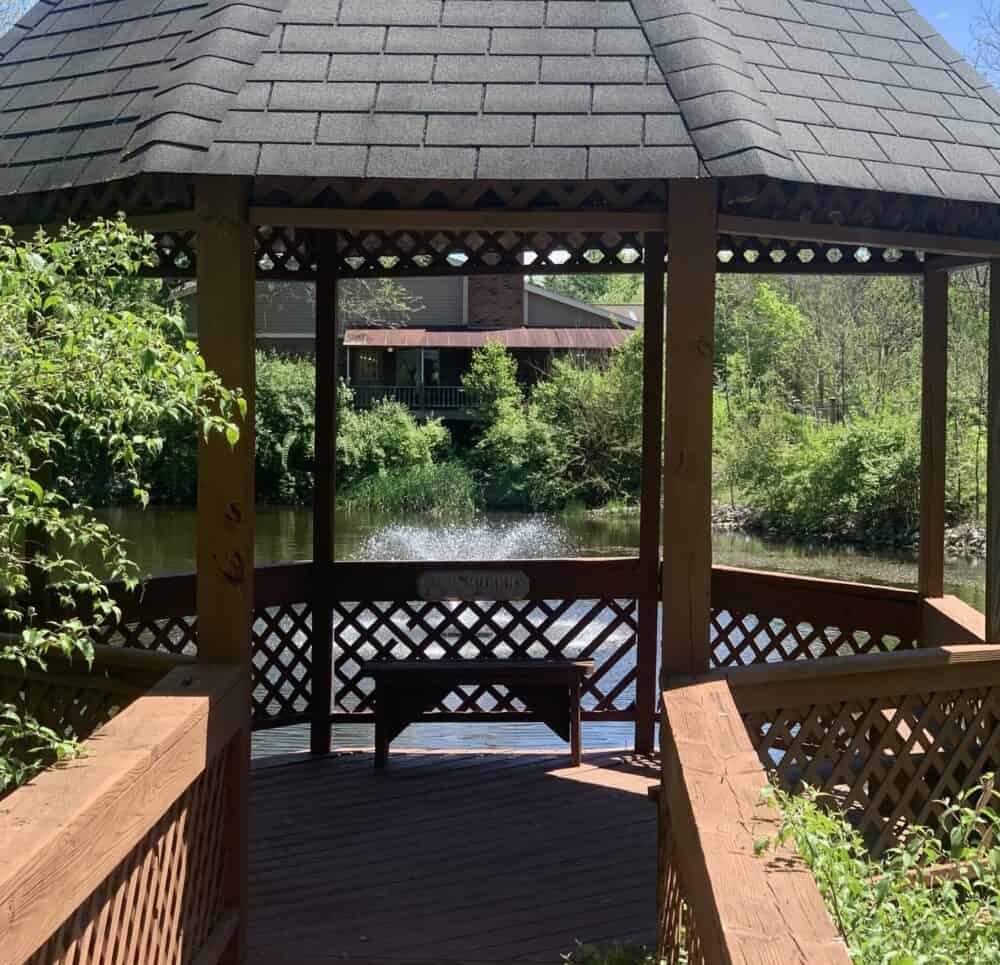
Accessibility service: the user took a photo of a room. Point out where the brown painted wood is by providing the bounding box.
[717,214,1000,261]
[324,556,650,601]
[0,665,242,965]
[920,270,948,597]
[920,595,987,644]
[247,750,658,964]
[711,563,921,639]
[311,233,337,757]
[662,180,717,679]
[636,231,665,755]
[721,642,1000,711]
[195,174,256,962]
[990,261,1000,642]
[365,660,594,767]
[250,206,666,233]
[660,680,852,964]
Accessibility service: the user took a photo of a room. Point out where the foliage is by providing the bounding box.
[337,397,450,490]
[0,220,243,795]
[535,273,644,306]
[465,333,646,511]
[562,943,660,964]
[757,780,1000,965]
[255,351,316,504]
[340,461,477,515]
[462,340,522,426]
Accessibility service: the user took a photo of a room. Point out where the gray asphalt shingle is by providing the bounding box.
[0,0,996,206]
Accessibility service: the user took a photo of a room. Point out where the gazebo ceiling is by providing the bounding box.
[0,0,999,209]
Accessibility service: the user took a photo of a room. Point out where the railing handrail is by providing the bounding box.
[714,642,1000,711]
[351,384,471,409]
[660,679,851,964]
[0,663,243,964]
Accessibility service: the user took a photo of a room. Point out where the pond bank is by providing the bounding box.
[710,503,988,561]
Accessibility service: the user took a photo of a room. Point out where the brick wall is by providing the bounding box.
[467,275,524,328]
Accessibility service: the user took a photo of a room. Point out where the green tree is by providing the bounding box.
[533,274,643,305]
[0,220,244,793]
[462,341,523,426]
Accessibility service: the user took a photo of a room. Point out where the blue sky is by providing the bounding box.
[916,0,981,60]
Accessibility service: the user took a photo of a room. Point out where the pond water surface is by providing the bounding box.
[97,507,987,757]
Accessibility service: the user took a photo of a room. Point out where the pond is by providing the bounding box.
[98,505,987,610]
[96,506,987,758]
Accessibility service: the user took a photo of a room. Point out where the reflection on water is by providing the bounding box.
[360,517,574,561]
[96,505,986,610]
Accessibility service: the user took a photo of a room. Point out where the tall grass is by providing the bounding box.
[339,461,478,515]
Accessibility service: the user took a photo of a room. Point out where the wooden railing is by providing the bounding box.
[710,566,922,666]
[92,561,943,756]
[0,663,244,965]
[352,384,471,410]
[659,679,851,964]
[659,643,1000,962]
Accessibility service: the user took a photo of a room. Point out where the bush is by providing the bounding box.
[725,403,920,541]
[758,780,1000,965]
[338,398,450,489]
[340,461,477,515]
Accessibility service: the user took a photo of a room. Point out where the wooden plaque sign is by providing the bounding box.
[416,569,530,601]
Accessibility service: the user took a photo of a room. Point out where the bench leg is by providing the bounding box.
[570,675,582,766]
[374,705,389,769]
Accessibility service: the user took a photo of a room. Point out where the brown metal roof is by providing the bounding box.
[343,327,631,351]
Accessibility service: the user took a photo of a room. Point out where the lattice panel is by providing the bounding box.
[0,671,128,743]
[658,816,704,965]
[94,602,313,728]
[150,230,197,277]
[332,598,638,717]
[252,603,312,726]
[0,173,192,228]
[743,687,1000,857]
[27,750,230,965]
[93,614,199,655]
[710,608,915,668]
[721,175,1000,241]
[335,228,646,278]
[252,177,669,212]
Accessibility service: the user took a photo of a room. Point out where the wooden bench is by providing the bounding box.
[362,659,595,767]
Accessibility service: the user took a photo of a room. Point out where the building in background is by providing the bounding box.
[184,275,639,418]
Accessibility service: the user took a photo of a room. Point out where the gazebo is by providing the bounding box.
[3,1,1000,963]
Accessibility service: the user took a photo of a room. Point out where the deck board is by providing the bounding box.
[248,750,658,965]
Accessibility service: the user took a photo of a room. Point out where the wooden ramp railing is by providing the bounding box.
[660,641,1000,963]
[659,679,851,964]
[0,663,244,965]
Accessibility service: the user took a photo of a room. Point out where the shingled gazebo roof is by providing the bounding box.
[1,0,1000,206]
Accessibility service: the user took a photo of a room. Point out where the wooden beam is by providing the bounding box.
[11,211,196,241]
[249,206,666,233]
[718,214,1000,261]
[919,270,948,598]
[989,261,1000,643]
[310,232,337,756]
[195,174,255,962]
[662,180,717,679]
[636,231,665,755]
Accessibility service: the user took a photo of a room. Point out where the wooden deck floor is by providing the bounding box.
[247,749,659,965]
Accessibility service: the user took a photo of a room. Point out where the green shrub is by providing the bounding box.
[340,460,477,515]
[562,943,658,965]
[338,398,450,489]
[757,780,1000,964]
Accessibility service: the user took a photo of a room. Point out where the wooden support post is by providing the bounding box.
[661,180,717,680]
[988,262,1000,642]
[311,233,337,756]
[919,270,948,599]
[195,175,255,962]
[636,231,665,754]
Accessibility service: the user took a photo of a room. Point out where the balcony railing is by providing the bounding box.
[351,384,471,410]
